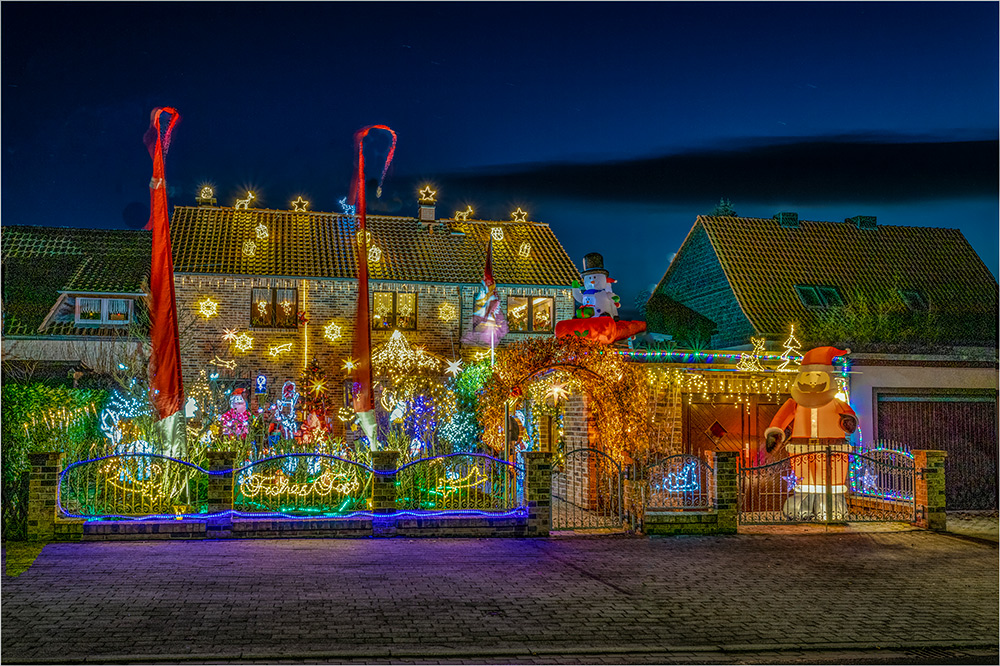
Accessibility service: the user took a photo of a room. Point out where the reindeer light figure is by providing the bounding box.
[234,191,255,210]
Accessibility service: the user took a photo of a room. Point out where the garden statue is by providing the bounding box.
[764,346,858,521]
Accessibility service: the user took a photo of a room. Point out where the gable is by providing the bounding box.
[651,222,756,348]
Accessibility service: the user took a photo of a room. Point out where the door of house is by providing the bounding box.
[682,394,786,467]
[876,391,998,510]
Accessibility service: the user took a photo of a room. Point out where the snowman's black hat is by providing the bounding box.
[581,252,609,277]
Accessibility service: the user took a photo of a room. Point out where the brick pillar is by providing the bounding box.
[207,451,236,512]
[912,449,947,531]
[27,452,61,542]
[713,451,738,534]
[371,450,399,537]
[525,451,552,536]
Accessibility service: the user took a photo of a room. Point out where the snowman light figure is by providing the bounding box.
[571,252,620,320]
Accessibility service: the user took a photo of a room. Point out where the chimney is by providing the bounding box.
[417,185,437,224]
[773,212,799,229]
[846,215,877,230]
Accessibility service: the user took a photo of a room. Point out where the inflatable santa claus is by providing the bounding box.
[764,346,858,521]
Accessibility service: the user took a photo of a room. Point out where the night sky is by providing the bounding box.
[3,1,997,317]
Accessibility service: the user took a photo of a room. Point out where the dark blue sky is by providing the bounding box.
[3,2,997,316]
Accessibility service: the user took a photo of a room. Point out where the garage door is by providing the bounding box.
[877,392,998,510]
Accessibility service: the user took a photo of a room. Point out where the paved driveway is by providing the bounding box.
[2,529,997,663]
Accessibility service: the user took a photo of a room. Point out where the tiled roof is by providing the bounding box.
[2,226,150,336]
[685,215,998,338]
[169,206,580,286]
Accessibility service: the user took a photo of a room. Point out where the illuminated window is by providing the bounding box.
[795,285,843,309]
[372,291,417,331]
[74,296,133,326]
[506,295,554,333]
[250,287,298,329]
[898,289,928,312]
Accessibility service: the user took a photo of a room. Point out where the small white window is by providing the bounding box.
[75,297,133,326]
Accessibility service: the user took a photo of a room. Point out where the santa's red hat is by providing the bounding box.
[229,388,246,406]
[800,346,850,367]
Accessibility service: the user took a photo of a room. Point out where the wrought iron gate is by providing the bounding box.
[551,448,624,530]
[739,447,915,525]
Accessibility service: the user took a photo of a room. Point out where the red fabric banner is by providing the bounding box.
[143,107,184,419]
[348,125,397,415]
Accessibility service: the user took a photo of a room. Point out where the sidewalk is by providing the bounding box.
[2,527,997,664]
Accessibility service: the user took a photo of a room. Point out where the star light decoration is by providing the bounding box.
[222,328,239,343]
[268,342,293,357]
[548,382,569,403]
[454,205,473,221]
[491,227,504,241]
[197,297,219,318]
[511,207,528,222]
[418,186,437,203]
[323,321,343,343]
[234,333,254,353]
[342,358,358,372]
[291,196,309,212]
[445,358,463,377]
[255,223,269,240]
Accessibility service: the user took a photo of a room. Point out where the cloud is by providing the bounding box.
[427,135,999,206]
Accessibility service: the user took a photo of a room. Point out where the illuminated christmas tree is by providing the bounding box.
[777,324,802,372]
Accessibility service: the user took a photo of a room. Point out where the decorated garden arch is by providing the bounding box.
[479,336,651,465]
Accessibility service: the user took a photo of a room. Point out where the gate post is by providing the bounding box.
[713,451,738,534]
[206,451,236,536]
[524,451,552,536]
[912,449,947,530]
[27,452,61,542]
[371,450,399,537]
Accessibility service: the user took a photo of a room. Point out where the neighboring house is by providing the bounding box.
[647,213,999,509]
[1,226,151,381]
[168,195,579,393]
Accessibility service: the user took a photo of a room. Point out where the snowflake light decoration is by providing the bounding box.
[234,333,254,353]
[255,223,269,240]
[243,240,257,257]
[323,321,342,343]
[438,302,458,322]
[197,297,219,318]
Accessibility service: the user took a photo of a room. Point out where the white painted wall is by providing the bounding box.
[848,358,998,445]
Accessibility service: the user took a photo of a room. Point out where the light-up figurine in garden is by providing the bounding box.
[764,346,858,521]
[220,388,250,438]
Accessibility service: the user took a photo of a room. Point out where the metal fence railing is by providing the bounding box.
[646,454,715,510]
[234,454,373,515]
[59,453,209,518]
[395,453,521,512]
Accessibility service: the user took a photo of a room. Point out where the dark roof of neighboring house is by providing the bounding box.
[170,206,581,286]
[1,226,150,337]
[655,215,998,342]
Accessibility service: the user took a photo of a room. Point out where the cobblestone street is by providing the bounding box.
[2,527,997,664]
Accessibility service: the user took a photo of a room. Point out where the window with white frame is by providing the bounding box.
[74,297,134,326]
